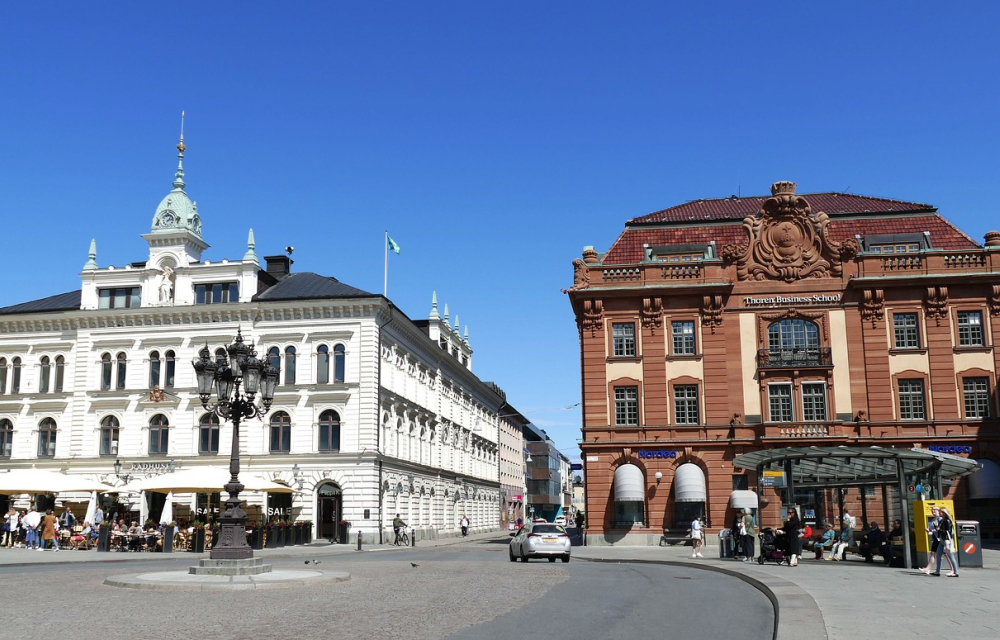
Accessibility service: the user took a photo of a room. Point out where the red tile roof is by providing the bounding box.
[628,192,934,225]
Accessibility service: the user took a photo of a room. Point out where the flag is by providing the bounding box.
[387,235,401,254]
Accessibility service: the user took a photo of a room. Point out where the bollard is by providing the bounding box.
[357,529,362,551]
[411,528,416,547]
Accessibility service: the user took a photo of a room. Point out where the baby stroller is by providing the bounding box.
[757,527,788,565]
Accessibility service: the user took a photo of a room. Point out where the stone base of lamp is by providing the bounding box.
[190,557,272,576]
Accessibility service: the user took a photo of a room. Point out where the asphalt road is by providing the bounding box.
[3,541,773,640]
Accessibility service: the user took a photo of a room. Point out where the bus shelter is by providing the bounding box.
[733,446,980,569]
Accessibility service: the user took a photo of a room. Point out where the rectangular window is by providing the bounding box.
[957,311,984,347]
[899,379,926,420]
[199,426,220,454]
[671,321,695,355]
[149,428,169,455]
[613,386,638,426]
[612,323,636,357]
[768,384,793,422]
[97,288,141,309]
[270,424,291,452]
[801,383,827,421]
[673,385,699,424]
[893,313,919,349]
[963,377,990,418]
[732,474,749,491]
[194,282,239,304]
[871,243,920,254]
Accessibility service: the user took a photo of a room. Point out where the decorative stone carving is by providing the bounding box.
[989,285,1000,317]
[701,294,724,332]
[641,297,662,333]
[860,289,885,326]
[582,299,603,335]
[566,259,590,291]
[925,286,949,323]
[157,266,174,304]
[721,181,858,282]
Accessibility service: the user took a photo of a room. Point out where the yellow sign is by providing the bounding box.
[913,500,956,553]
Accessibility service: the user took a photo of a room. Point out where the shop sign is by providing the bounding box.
[762,470,786,487]
[927,445,972,454]
[743,294,841,306]
[570,463,583,470]
[586,456,599,462]
[637,449,677,459]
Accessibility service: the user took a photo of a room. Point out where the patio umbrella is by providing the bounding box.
[120,466,296,494]
[0,469,116,495]
[159,492,174,524]
[83,491,98,525]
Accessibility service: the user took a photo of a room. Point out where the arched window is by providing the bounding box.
[0,418,13,457]
[318,410,341,452]
[148,414,169,455]
[316,345,330,384]
[37,417,57,457]
[334,345,345,383]
[39,356,51,393]
[11,357,21,394]
[269,411,291,453]
[268,347,281,375]
[199,413,220,454]
[54,356,65,392]
[149,350,162,388]
[164,350,176,388]
[0,358,7,394]
[100,353,112,390]
[100,416,120,456]
[115,352,127,390]
[284,347,296,385]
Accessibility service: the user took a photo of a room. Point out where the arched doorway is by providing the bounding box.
[317,482,342,541]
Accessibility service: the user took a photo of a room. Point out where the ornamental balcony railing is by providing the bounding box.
[756,347,833,369]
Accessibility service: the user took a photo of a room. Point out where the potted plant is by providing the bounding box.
[303,520,313,544]
[192,521,206,553]
[276,521,286,548]
[265,520,276,548]
[338,519,351,544]
[250,521,264,550]
[292,521,303,546]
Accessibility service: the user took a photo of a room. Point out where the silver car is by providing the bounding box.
[509,522,571,562]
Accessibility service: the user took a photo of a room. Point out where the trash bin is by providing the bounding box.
[719,528,734,558]
[956,520,982,568]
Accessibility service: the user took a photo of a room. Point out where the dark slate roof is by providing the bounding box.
[628,192,935,225]
[254,272,378,301]
[0,290,81,316]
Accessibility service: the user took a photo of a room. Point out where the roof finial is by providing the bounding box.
[243,228,258,262]
[83,239,98,270]
[463,325,469,345]
[429,291,440,320]
[173,111,186,190]
[443,303,450,323]
[454,314,460,332]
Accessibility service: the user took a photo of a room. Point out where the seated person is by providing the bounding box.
[859,521,885,563]
[887,519,903,542]
[831,527,852,561]
[799,523,813,547]
[814,523,837,559]
[145,526,162,551]
[127,521,144,551]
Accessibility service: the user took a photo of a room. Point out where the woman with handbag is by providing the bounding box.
[932,506,959,577]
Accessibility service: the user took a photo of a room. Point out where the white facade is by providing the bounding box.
[0,141,508,543]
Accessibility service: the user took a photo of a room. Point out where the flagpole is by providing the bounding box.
[384,230,389,297]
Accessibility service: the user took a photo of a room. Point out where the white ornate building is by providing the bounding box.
[0,136,521,543]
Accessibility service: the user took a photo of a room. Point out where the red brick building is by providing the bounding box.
[569,181,1000,545]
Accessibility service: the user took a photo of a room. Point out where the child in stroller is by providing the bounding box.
[757,527,789,565]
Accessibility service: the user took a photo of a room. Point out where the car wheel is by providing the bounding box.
[548,557,556,563]
[509,549,517,562]
[561,555,570,563]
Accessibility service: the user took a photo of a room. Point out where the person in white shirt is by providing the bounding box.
[690,517,704,558]
[23,507,42,550]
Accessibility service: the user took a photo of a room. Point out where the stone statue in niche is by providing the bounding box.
[157,266,175,304]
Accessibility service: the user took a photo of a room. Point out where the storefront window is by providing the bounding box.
[675,502,704,527]
[615,501,644,526]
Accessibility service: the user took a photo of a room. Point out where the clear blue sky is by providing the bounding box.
[3,2,999,461]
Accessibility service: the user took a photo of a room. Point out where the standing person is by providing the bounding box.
[460,514,470,537]
[782,508,802,566]
[23,507,41,550]
[59,506,76,531]
[741,508,756,562]
[690,516,704,558]
[93,504,104,528]
[932,506,959,577]
[1,508,11,547]
[40,509,59,552]
[4,508,19,547]
[920,507,942,573]
[732,512,744,558]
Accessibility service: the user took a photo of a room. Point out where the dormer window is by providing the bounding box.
[861,233,931,254]
[645,243,713,263]
[98,287,141,309]
[195,282,238,304]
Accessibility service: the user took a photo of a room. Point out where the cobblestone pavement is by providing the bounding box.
[3,545,569,640]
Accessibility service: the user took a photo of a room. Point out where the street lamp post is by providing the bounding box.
[192,329,278,560]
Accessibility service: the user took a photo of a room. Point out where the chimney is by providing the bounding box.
[263,255,293,278]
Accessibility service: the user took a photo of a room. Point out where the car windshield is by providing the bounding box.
[531,525,566,534]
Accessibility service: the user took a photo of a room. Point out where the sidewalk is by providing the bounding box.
[572,541,1000,640]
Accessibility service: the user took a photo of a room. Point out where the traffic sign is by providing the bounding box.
[907,484,915,493]
[964,542,976,554]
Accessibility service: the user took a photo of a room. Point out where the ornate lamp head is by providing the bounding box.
[192,344,218,407]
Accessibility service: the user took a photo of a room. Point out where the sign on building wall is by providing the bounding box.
[762,470,786,487]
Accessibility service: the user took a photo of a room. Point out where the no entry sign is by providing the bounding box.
[964,542,976,554]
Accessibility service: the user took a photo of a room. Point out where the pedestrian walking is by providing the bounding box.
[920,507,942,573]
[690,516,704,558]
[929,506,959,577]
[782,508,801,566]
[741,508,756,562]
[41,509,59,551]
[460,515,470,537]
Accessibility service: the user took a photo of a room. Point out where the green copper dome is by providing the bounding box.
[150,136,203,238]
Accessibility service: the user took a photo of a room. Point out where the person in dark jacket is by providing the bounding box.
[860,521,884,563]
[781,508,801,566]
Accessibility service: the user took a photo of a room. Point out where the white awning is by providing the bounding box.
[968,459,1000,499]
[729,490,758,509]
[613,464,644,502]
[674,463,706,503]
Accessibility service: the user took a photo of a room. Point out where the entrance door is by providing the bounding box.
[317,483,342,540]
